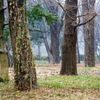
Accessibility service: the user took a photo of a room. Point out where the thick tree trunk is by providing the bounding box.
[8,0,38,90]
[82,0,95,67]
[60,0,78,75]
[0,0,9,81]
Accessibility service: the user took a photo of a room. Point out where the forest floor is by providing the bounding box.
[9,62,100,80]
[0,63,100,100]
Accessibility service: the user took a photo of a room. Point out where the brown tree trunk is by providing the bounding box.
[8,0,38,90]
[0,0,9,81]
[60,0,78,75]
[82,0,95,67]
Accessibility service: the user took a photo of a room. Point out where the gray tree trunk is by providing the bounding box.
[0,0,9,81]
[82,0,95,67]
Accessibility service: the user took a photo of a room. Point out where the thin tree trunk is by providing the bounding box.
[0,0,9,80]
[5,40,11,67]
[38,44,41,60]
[77,40,80,63]
[8,0,38,90]
[60,0,78,75]
[82,0,95,67]
[49,4,60,64]
[50,24,60,64]
[40,22,54,64]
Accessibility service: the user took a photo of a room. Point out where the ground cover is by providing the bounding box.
[1,63,100,100]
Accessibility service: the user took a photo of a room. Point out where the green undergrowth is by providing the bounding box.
[38,75,100,88]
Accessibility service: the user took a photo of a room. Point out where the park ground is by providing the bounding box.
[0,63,100,100]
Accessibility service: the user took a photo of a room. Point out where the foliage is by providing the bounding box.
[28,3,60,27]
[0,78,3,82]
[30,30,43,46]
[3,26,9,43]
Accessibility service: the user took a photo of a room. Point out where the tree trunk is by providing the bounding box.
[50,24,60,64]
[40,22,54,64]
[77,40,80,63]
[38,44,41,60]
[8,0,38,91]
[0,0,9,81]
[49,4,60,64]
[60,0,78,75]
[5,40,11,67]
[82,0,95,67]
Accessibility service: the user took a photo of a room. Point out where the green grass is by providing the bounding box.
[35,60,48,65]
[77,66,100,72]
[38,75,100,88]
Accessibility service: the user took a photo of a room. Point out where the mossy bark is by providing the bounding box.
[0,0,9,81]
[8,0,38,90]
[60,0,78,75]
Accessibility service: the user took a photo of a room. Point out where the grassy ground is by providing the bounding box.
[38,75,100,88]
[1,63,100,100]
[35,61,48,65]
[0,74,100,100]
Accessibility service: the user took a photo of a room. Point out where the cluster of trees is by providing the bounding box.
[0,0,99,91]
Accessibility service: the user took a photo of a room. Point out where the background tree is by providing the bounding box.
[82,0,95,67]
[44,0,64,64]
[30,30,43,60]
[28,3,60,64]
[0,0,9,81]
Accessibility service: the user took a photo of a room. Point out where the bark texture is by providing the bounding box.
[8,0,38,90]
[82,0,95,67]
[60,0,78,75]
[0,0,9,81]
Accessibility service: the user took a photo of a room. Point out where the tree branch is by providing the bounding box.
[0,7,8,11]
[75,13,97,27]
[28,28,49,33]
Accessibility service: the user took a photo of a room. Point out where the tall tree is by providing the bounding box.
[82,0,95,67]
[60,0,78,75]
[7,0,38,90]
[0,0,9,81]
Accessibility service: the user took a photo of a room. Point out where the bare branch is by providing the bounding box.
[28,28,49,33]
[0,7,8,11]
[75,13,97,27]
